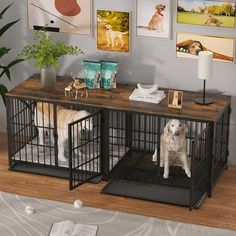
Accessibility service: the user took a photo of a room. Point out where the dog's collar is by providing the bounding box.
[157,11,164,17]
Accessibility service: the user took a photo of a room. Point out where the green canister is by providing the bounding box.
[101,61,118,89]
[84,61,101,89]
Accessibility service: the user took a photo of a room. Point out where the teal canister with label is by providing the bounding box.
[101,61,118,89]
[83,61,101,89]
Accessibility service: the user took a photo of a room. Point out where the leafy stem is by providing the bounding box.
[20,29,83,69]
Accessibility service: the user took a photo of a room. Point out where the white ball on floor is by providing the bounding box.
[25,205,34,215]
[74,199,83,208]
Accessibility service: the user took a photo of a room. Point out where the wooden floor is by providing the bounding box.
[0,133,236,231]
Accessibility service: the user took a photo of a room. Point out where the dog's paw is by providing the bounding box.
[186,170,191,178]
[152,155,157,162]
[163,173,169,179]
[58,156,67,162]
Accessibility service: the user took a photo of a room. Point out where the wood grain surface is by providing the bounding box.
[0,133,236,231]
[6,74,231,122]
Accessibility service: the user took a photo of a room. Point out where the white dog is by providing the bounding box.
[104,24,127,48]
[152,119,191,179]
[35,103,93,162]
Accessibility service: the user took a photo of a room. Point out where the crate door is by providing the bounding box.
[68,111,101,190]
[190,125,211,210]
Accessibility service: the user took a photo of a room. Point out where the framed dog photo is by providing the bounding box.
[176,32,235,63]
[168,90,183,109]
[97,10,130,53]
[136,0,171,39]
[177,0,236,28]
[27,0,92,35]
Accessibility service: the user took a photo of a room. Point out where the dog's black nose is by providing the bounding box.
[196,49,202,55]
[174,131,180,136]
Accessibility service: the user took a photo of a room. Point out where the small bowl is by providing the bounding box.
[137,83,158,95]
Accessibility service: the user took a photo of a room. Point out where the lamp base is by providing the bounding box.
[195,97,213,105]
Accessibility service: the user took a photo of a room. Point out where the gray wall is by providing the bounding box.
[1,0,236,164]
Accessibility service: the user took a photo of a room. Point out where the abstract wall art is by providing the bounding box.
[28,0,92,35]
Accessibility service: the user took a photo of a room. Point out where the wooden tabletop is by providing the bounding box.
[6,74,231,122]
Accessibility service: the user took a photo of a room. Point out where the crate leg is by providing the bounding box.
[208,122,215,198]
[101,109,110,176]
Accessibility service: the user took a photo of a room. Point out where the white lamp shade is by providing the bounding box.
[198,51,213,80]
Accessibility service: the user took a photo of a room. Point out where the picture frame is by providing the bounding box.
[27,0,92,35]
[97,10,130,53]
[177,0,236,28]
[176,32,235,63]
[168,90,183,109]
[136,0,171,39]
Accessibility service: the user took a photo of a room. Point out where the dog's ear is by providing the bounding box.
[164,120,172,134]
[183,123,188,134]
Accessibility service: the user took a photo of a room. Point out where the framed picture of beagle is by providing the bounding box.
[136,0,171,39]
[27,0,92,35]
[176,32,235,63]
[97,10,130,53]
[177,0,236,28]
[168,90,183,109]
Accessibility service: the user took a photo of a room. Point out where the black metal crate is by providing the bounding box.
[6,97,100,180]
[6,94,231,210]
[102,111,210,210]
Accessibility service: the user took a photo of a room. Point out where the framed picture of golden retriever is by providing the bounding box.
[177,0,236,28]
[136,0,171,39]
[97,10,130,53]
[168,90,183,109]
[176,32,235,63]
[27,0,92,35]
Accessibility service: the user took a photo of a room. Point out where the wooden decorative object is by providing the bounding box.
[70,73,88,99]
[168,90,183,109]
[64,81,74,97]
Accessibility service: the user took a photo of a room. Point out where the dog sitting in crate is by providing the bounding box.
[152,119,191,179]
[35,102,93,162]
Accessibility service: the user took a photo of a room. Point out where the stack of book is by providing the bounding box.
[129,89,165,104]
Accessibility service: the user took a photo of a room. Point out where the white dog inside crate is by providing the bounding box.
[35,102,93,162]
[152,119,191,179]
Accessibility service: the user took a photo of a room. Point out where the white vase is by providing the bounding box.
[40,67,57,90]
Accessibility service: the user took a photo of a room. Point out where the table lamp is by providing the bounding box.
[195,51,213,105]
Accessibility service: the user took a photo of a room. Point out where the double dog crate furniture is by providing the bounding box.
[6,74,231,210]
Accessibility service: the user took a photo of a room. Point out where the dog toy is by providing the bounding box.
[74,199,83,208]
[25,205,35,215]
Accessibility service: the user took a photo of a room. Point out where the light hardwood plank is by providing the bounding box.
[0,133,236,231]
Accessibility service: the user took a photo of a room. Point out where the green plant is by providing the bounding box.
[20,29,83,69]
[0,3,24,105]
